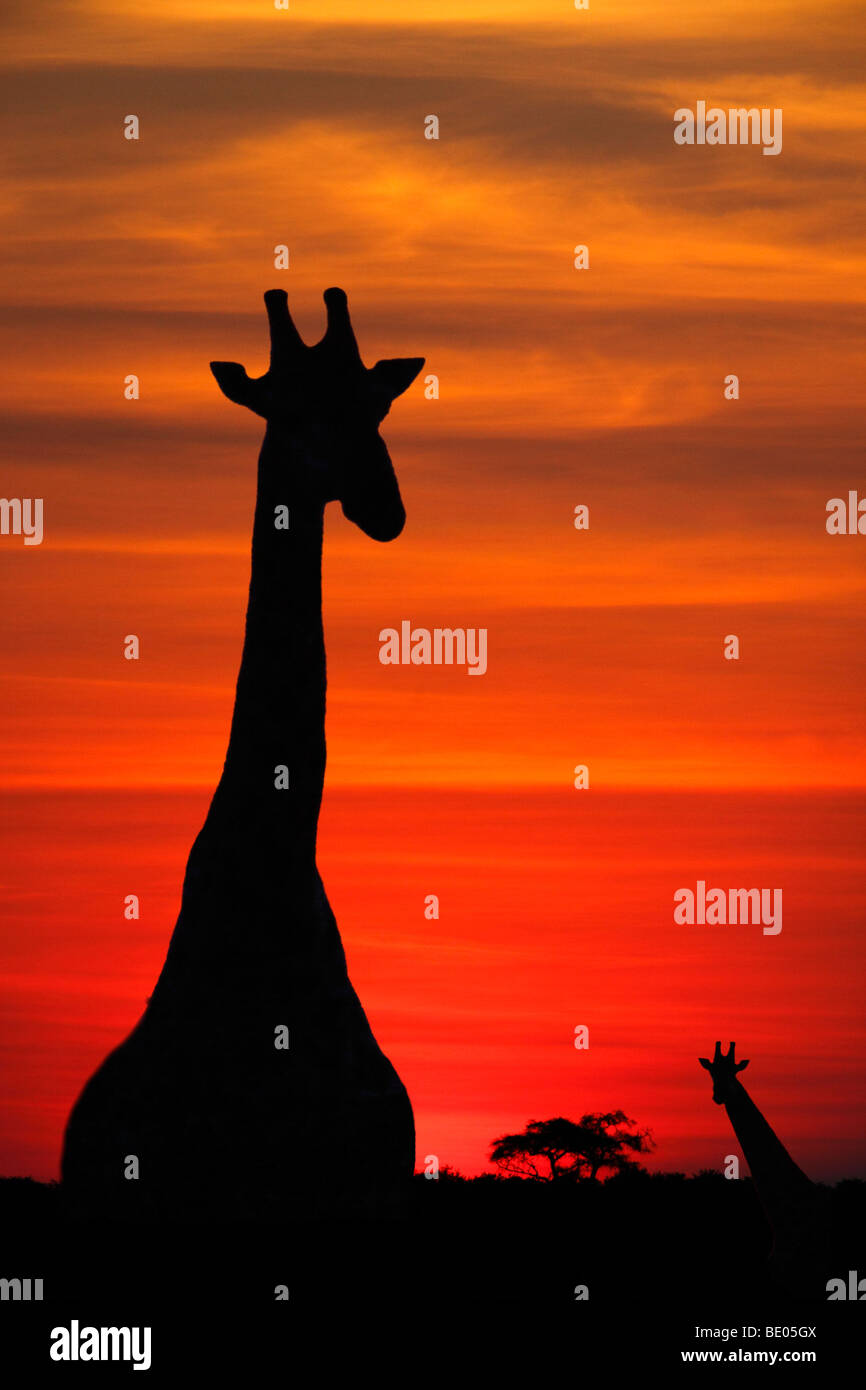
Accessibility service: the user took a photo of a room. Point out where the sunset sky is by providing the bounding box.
[1,0,864,1184]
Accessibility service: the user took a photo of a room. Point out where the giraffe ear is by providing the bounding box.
[698,1057,712,1070]
[735,1059,750,1072]
[369,357,425,404]
[210,360,255,408]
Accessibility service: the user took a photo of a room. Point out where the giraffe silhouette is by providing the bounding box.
[62,288,424,1220]
[699,1041,827,1292]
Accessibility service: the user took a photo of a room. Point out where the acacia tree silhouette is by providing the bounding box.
[490,1113,654,1182]
[62,289,424,1220]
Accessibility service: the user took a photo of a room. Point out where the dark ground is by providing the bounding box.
[1,1171,863,1374]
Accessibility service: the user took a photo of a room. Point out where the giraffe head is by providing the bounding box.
[699,1040,750,1105]
[210,288,424,540]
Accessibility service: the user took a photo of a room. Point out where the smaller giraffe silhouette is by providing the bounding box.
[699,1041,827,1293]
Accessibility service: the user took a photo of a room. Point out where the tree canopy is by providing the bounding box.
[490,1112,654,1182]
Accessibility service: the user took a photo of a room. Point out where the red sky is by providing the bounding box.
[1,0,864,1182]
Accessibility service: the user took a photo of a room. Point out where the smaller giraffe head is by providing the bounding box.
[699,1040,750,1105]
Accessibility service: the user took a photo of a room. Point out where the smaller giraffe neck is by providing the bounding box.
[723,1078,812,1198]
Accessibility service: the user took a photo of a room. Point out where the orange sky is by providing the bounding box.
[1,0,864,1182]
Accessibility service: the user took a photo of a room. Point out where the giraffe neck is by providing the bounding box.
[722,1077,828,1283]
[150,416,402,1009]
[206,422,328,870]
[723,1078,812,1203]
[149,425,337,1005]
